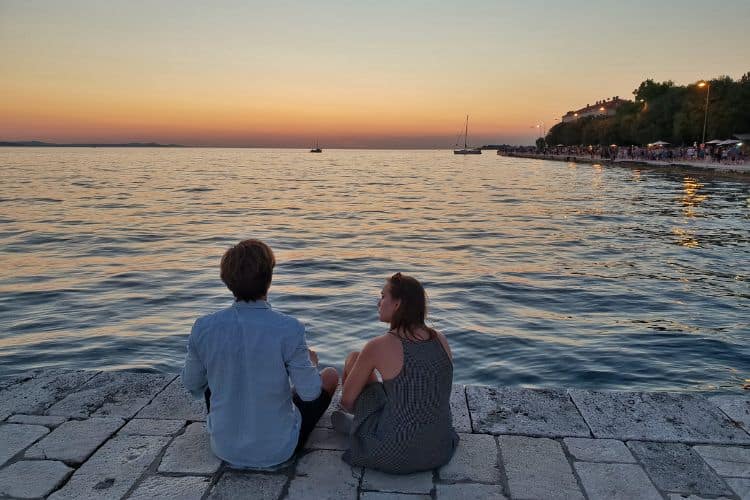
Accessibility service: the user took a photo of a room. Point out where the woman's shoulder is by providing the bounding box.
[433,330,452,360]
[361,332,400,358]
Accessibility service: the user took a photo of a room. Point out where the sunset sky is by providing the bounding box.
[1,0,748,148]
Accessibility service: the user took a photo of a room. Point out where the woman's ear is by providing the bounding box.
[394,300,401,311]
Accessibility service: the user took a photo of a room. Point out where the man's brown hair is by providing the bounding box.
[220,239,276,302]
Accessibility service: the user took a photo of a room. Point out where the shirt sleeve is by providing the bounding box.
[285,322,322,401]
[181,321,208,399]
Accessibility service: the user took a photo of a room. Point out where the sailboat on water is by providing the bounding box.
[310,140,322,153]
[453,115,482,155]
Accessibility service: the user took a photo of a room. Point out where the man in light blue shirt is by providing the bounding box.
[182,239,339,468]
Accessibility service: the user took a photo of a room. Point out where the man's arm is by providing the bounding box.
[285,323,322,401]
[181,323,208,399]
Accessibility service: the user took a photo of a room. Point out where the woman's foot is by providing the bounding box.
[331,410,353,434]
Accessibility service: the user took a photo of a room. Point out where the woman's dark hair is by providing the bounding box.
[220,239,275,302]
[387,272,436,340]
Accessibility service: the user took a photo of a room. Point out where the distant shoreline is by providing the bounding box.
[0,141,507,150]
[0,141,183,148]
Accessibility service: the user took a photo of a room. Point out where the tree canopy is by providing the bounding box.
[545,73,750,146]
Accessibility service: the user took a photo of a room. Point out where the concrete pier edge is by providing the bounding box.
[0,369,748,499]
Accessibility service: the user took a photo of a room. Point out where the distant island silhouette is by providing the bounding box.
[0,141,183,148]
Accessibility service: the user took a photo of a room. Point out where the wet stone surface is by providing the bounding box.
[627,441,732,497]
[0,370,97,421]
[135,376,206,421]
[569,390,750,444]
[468,386,590,438]
[709,395,750,434]
[45,371,174,419]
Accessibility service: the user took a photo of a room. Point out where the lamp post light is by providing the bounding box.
[698,81,710,145]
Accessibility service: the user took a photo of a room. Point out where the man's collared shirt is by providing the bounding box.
[181,299,322,468]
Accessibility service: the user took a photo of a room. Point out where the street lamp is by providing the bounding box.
[698,81,710,145]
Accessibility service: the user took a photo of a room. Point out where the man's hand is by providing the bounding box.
[308,349,319,367]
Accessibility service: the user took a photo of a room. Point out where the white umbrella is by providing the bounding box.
[720,139,740,146]
[649,140,670,146]
[705,139,723,144]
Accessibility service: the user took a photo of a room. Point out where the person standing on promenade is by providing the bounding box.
[181,239,339,469]
[333,272,459,474]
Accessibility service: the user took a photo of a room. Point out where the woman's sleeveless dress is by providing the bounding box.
[342,336,459,474]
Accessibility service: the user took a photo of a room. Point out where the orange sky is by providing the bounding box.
[1,1,748,147]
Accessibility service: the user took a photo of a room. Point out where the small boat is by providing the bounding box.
[310,140,322,153]
[454,115,482,155]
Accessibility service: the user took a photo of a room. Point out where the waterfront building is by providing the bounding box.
[562,97,629,123]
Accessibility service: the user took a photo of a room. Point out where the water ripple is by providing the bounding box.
[0,148,748,392]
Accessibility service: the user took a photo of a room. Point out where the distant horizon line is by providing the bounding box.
[0,140,529,150]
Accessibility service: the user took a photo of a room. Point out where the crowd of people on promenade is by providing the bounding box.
[506,143,746,165]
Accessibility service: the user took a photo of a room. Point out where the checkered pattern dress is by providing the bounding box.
[342,336,459,474]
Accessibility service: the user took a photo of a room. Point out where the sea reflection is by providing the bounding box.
[681,176,708,218]
[1,148,749,392]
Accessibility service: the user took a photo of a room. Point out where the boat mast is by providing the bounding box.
[464,115,469,149]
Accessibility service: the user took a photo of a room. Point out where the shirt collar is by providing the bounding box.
[232,299,271,310]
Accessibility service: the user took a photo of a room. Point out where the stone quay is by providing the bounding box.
[0,369,748,499]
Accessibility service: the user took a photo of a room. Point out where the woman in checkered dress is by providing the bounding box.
[334,273,459,473]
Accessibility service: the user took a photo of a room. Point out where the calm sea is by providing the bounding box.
[0,148,748,392]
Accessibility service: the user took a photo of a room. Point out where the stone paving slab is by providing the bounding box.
[128,475,212,499]
[119,418,185,436]
[288,449,360,499]
[725,477,750,499]
[361,468,433,494]
[438,433,500,483]
[360,493,430,500]
[435,483,507,499]
[627,441,732,496]
[7,369,750,499]
[468,386,590,438]
[158,422,222,474]
[563,437,636,463]
[48,434,170,500]
[450,385,471,432]
[7,414,69,427]
[499,435,584,500]
[570,390,750,444]
[45,371,174,419]
[135,376,206,421]
[25,417,124,464]
[305,427,350,450]
[0,460,73,498]
[574,462,662,500]
[0,423,49,466]
[710,395,750,434]
[0,369,97,420]
[207,471,287,499]
[666,495,734,500]
[693,445,750,478]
